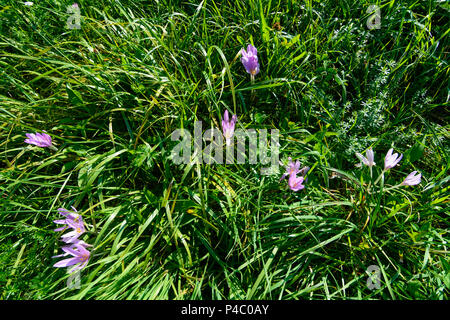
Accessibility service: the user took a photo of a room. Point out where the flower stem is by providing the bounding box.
[367,166,373,192]
[250,74,255,100]
[373,169,385,185]
[384,184,403,191]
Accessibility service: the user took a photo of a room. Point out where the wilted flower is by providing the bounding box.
[240,44,260,77]
[356,147,376,167]
[298,166,310,183]
[53,241,91,272]
[221,110,237,146]
[384,148,403,170]
[288,174,305,192]
[24,132,54,149]
[401,171,421,186]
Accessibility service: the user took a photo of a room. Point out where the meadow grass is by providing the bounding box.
[0,0,448,300]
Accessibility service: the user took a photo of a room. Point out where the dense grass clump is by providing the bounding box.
[0,0,448,299]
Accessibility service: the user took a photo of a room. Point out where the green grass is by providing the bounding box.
[0,0,449,300]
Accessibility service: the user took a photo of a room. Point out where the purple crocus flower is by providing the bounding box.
[281,157,300,181]
[53,207,81,232]
[61,217,86,243]
[384,148,403,170]
[52,239,92,259]
[281,157,310,187]
[222,110,237,146]
[54,207,86,242]
[401,171,421,186]
[288,173,305,192]
[356,147,376,167]
[240,44,260,77]
[53,242,91,272]
[24,132,54,149]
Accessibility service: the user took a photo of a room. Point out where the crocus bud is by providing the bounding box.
[240,44,260,76]
[356,147,376,167]
[221,110,237,146]
[384,148,403,170]
[401,171,421,186]
[24,132,54,149]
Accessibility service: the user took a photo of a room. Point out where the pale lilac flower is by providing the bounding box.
[62,238,92,248]
[53,242,91,272]
[24,132,53,148]
[356,147,376,167]
[281,158,310,181]
[58,206,78,219]
[52,239,92,259]
[240,44,260,76]
[53,219,71,232]
[280,157,301,181]
[54,207,86,242]
[24,1,33,5]
[61,218,86,243]
[53,207,80,232]
[384,148,403,170]
[288,173,305,192]
[221,110,237,146]
[401,171,421,186]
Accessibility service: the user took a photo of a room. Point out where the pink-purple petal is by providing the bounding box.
[53,257,80,268]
